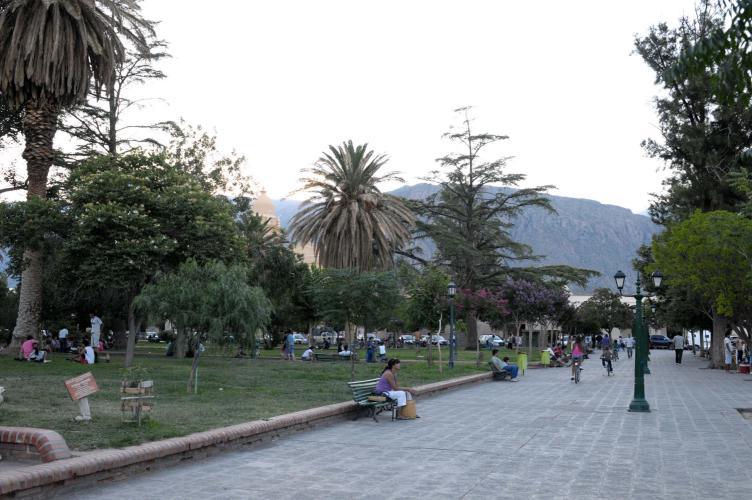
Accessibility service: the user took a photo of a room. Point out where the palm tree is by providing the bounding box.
[289,141,415,272]
[0,0,150,345]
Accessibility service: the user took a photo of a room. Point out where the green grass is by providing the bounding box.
[0,352,486,451]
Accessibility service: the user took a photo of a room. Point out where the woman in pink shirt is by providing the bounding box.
[20,336,38,360]
[571,336,585,381]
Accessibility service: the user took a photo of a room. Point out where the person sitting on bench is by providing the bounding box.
[490,350,519,380]
[374,358,417,419]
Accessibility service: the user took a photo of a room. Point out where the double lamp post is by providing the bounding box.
[613,269,662,413]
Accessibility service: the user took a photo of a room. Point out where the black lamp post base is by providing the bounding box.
[629,399,651,412]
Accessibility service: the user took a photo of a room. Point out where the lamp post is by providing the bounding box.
[614,270,662,413]
[448,281,457,369]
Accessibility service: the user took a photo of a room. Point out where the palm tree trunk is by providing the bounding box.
[9,100,59,351]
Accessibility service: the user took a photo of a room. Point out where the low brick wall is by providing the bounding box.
[0,371,491,498]
[0,428,72,463]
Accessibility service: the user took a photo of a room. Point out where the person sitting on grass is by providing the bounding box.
[490,350,520,380]
[338,345,352,357]
[17,335,38,361]
[301,346,314,361]
[29,343,51,363]
[374,358,417,419]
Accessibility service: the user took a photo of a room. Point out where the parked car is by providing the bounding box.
[146,332,160,342]
[479,335,504,347]
[399,335,416,345]
[293,333,308,344]
[649,335,672,349]
[431,335,448,346]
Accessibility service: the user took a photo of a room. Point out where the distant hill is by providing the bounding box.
[275,183,662,293]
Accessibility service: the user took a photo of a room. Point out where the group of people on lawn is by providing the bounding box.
[14,314,106,364]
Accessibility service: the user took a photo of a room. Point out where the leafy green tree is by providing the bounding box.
[635,4,751,224]
[402,266,450,333]
[576,289,633,340]
[289,141,415,271]
[166,121,252,196]
[0,0,151,347]
[62,153,244,367]
[673,0,752,103]
[652,210,752,367]
[313,268,401,379]
[633,244,712,351]
[136,260,272,392]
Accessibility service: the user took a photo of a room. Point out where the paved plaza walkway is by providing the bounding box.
[72,350,752,499]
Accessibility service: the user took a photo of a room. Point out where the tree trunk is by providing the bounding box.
[466,309,478,348]
[175,328,187,359]
[124,297,138,368]
[9,100,60,350]
[710,313,727,368]
[8,250,43,352]
[187,338,202,393]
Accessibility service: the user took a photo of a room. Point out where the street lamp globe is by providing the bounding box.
[447,281,457,298]
[650,270,663,288]
[614,270,626,292]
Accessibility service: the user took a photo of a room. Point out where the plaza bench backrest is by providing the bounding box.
[347,378,380,405]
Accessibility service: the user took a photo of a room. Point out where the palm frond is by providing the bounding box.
[0,0,152,107]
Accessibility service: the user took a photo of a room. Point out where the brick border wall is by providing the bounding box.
[0,372,491,498]
[0,428,72,463]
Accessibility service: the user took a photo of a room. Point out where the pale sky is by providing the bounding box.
[5,0,700,213]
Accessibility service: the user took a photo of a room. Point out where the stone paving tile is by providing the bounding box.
[70,350,752,499]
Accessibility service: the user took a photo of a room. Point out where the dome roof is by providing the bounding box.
[252,190,277,218]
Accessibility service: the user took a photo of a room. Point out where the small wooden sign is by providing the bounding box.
[64,372,99,401]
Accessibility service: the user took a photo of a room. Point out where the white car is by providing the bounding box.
[431,335,448,346]
[400,335,416,345]
[479,335,504,347]
[293,333,308,344]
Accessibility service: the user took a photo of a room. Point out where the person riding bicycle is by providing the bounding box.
[601,345,614,375]
[571,336,585,381]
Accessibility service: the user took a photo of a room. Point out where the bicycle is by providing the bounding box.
[574,358,583,383]
[602,358,613,376]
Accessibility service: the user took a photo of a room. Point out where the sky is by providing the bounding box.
[4,0,701,213]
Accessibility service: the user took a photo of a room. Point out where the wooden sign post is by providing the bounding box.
[64,372,99,421]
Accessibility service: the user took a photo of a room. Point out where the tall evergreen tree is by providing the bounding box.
[414,107,567,347]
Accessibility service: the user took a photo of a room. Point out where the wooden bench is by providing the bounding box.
[347,378,396,422]
[315,352,356,362]
[488,361,513,381]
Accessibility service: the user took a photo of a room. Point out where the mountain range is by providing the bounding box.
[274,183,662,293]
[3,184,662,293]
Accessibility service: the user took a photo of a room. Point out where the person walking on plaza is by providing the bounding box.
[724,332,733,372]
[58,326,69,353]
[673,332,685,364]
[89,314,103,349]
[624,336,634,359]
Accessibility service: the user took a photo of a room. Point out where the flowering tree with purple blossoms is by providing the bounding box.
[501,279,570,355]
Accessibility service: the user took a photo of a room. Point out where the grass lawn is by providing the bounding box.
[0,352,487,451]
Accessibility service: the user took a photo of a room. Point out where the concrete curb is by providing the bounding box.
[0,371,491,498]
